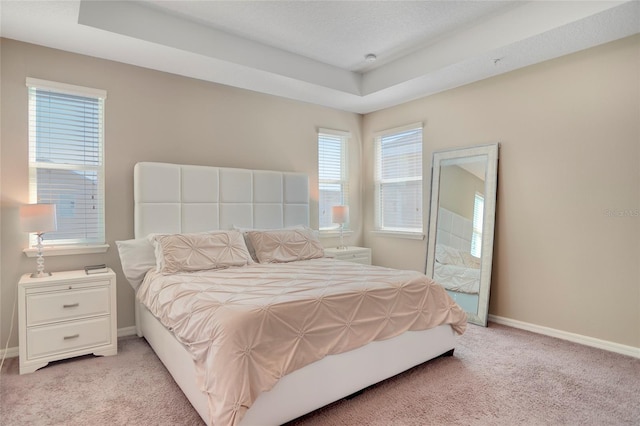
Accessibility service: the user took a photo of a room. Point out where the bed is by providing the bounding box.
[432,207,481,312]
[119,162,467,426]
[433,244,481,294]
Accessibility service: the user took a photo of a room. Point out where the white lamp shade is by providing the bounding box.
[20,204,58,233]
[331,205,349,224]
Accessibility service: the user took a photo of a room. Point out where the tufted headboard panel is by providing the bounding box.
[134,162,309,238]
[435,207,473,252]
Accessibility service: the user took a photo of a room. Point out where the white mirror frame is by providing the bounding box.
[425,143,499,326]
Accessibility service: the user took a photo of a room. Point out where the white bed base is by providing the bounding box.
[138,302,456,425]
[133,162,458,425]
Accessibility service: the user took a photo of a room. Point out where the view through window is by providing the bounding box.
[318,129,349,231]
[27,78,106,246]
[374,124,423,233]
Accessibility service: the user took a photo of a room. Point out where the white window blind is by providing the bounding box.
[27,78,107,246]
[318,129,349,230]
[471,192,484,257]
[374,124,423,233]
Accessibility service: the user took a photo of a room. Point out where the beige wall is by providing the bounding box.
[363,35,640,348]
[0,39,362,348]
[440,165,484,220]
[1,34,638,352]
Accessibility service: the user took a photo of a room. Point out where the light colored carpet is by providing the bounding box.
[1,323,638,425]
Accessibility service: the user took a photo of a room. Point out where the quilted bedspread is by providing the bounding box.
[137,258,467,426]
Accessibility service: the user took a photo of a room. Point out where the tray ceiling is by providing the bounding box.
[1,1,638,113]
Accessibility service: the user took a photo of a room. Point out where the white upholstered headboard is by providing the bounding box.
[134,162,310,238]
[435,207,473,252]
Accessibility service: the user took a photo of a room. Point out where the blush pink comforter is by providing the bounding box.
[137,258,467,426]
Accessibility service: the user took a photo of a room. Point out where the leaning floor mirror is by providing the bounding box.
[426,143,499,326]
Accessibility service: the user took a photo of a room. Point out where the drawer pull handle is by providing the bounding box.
[63,303,79,309]
[63,334,79,340]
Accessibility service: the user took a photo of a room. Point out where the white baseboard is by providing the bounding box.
[0,346,19,359]
[488,315,640,359]
[117,326,138,337]
[1,326,141,361]
[5,320,638,361]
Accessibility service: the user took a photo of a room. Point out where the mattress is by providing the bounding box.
[137,257,467,426]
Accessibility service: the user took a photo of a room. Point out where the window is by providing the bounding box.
[318,129,349,231]
[471,192,484,257]
[27,78,107,247]
[374,123,423,234]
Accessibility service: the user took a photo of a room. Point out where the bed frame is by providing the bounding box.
[133,162,458,425]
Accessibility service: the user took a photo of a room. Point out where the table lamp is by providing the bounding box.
[20,204,57,278]
[331,205,349,250]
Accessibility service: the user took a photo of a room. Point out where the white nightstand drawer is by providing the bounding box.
[26,316,111,359]
[325,246,372,265]
[26,286,111,326]
[338,253,370,264]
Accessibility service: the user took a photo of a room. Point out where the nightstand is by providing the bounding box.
[18,269,117,374]
[324,246,372,265]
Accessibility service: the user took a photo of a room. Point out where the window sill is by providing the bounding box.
[319,229,353,237]
[371,230,425,240]
[23,244,110,258]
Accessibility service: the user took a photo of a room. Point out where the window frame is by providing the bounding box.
[25,78,108,255]
[471,191,485,257]
[318,128,350,232]
[373,122,424,239]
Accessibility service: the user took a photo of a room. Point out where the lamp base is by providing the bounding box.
[336,226,348,251]
[31,233,52,278]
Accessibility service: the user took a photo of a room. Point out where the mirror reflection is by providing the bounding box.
[426,144,498,326]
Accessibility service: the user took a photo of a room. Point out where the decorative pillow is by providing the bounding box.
[460,251,481,269]
[246,227,324,263]
[153,230,253,274]
[233,225,306,262]
[116,236,157,291]
[435,244,465,266]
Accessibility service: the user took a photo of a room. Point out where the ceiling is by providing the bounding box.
[1,1,638,114]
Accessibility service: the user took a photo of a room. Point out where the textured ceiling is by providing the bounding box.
[141,0,517,72]
[1,1,639,113]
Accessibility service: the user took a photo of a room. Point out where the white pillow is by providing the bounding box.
[435,244,465,266]
[116,236,157,291]
[460,251,481,269]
